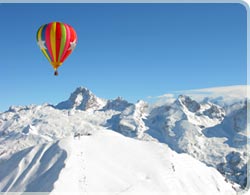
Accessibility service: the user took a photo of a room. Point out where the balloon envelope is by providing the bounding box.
[36,22,77,75]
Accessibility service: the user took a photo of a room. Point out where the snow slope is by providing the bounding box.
[0,130,236,195]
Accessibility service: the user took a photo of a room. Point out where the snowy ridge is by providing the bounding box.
[0,130,236,194]
[0,141,66,192]
[102,96,133,112]
[0,85,248,193]
[107,100,149,139]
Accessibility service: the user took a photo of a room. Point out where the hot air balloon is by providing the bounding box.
[36,22,77,75]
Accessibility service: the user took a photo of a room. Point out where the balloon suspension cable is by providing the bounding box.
[54,70,58,76]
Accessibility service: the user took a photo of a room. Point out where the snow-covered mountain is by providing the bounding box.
[0,85,248,194]
[102,96,133,112]
[146,95,248,188]
[56,87,106,111]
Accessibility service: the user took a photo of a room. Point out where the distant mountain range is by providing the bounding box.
[0,85,248,194]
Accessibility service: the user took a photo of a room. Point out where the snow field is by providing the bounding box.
[50,130,235,195]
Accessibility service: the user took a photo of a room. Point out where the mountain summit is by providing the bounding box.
[56,87,106,111]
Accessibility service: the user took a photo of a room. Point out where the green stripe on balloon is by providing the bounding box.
[58,23,66,62]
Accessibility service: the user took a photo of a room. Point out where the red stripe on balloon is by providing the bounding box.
[70,24,77,41]
[59,24,71,63]
[45,23,54,62]
[56,22,62,62]
[60,25,77,63]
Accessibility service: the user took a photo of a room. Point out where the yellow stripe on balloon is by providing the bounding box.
[58,23,66,62]
[42,49,51,63]
[37,25,43,41]
[37,25,51,63]
[50,22,57,62]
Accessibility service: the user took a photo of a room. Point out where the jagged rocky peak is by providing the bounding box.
[7,105,34,113]
[69,87,93,104]
[203,103,225,120]
[135,100,149,114]
[175,95,201,112]
[56,87,106,111]
[174,95,225,120]
[102,96,133,111]
[136,99,147,106]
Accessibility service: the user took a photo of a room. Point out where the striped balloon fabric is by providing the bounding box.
[36,22,77,75]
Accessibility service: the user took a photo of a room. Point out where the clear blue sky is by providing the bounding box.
[0,3,247,111]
